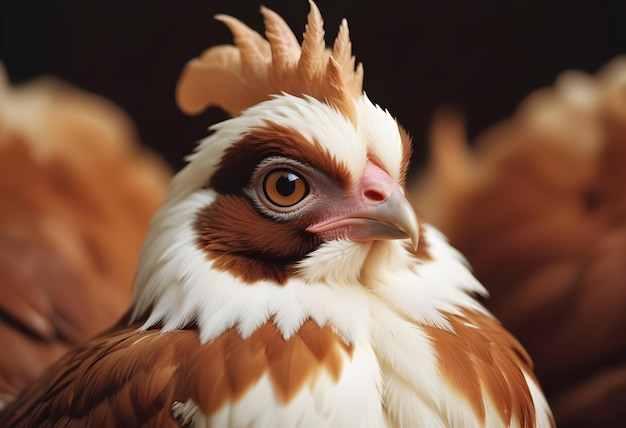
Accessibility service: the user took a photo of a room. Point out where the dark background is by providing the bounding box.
[1,0,625,172]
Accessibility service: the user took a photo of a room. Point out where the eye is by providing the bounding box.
[263,169,309,207]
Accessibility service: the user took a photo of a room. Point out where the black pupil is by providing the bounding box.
[276,173,298,196]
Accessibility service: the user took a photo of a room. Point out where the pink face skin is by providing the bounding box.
[306,160,419,249]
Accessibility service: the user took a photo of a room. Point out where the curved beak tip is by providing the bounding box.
[398,200,420,250]
[348,187,421,247]
[408,227,420,251]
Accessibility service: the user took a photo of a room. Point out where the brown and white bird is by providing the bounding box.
[1,3,553,427]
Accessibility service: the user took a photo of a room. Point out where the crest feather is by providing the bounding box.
[176,1,363,123]
[298,1,326,79]
[216,14,271,72]
[261,6,301,71]
[334,19,364,98]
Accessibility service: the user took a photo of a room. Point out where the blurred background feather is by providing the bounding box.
[1,0,625,425]
[411,57,626,428]
[0,66,170,407]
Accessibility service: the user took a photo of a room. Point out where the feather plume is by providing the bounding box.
[176,1,363,123]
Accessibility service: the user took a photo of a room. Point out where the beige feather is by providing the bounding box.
[175,1,363,122]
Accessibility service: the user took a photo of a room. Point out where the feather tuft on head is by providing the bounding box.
[175,1,363,124]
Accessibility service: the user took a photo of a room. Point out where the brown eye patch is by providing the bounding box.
[195,194,322,284]
[209,122,350,195]
[263,169,309,208]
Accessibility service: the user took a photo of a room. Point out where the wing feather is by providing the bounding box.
[0,320,353,426]
[424,310,553,427]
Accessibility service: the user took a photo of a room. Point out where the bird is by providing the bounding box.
[0,2,554,427]
[411,58,626,427]
[0,66,170,409]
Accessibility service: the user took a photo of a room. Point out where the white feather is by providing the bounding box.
[355,94,406,183]
[525,371,555,428]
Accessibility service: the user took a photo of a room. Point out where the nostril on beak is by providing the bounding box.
[360,160,396,204]
[364,189,387,202]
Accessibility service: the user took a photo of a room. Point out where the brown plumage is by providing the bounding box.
[1,318,352,427]
[424,310,537,426]
[0,67,170,408]
[411,56,626,427]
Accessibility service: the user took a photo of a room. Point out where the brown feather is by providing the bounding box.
[210,122,351,193]
[262,325,319,403]
[195,193,318,285]
[424,310,546,427]
[396,121,414,188]
[0,75,170,406]
[0,320,351,426]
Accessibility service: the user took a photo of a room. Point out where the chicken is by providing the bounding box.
[1,3,553,426]
[0,66,170,409]
[411,58,626,427]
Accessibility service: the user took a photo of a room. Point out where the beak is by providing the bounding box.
[307,186,420,249]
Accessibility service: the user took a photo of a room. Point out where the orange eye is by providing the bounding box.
[263,169,309,207]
